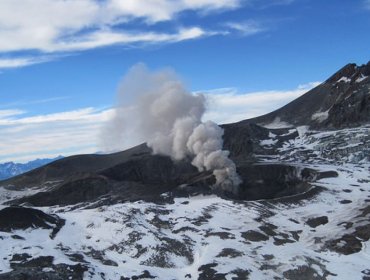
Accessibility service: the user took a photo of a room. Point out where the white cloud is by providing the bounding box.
[0,0,247,69]
[0,107,114,163]
[104,0,240,22]
[48,27,206,52]
[0,107,104,126]
[0,109,25,118]
[201,82,321,124]
[0,0,238,53]
[0,82,320,163]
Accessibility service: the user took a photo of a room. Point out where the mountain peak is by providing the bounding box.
[326,61,370,84]
[359,60,370,76]
[236,61,370,129]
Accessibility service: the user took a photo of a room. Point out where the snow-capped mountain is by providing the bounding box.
[0,156,64,181]
[0,62,369,279]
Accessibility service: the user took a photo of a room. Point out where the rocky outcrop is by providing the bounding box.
[221,123,270,161]
[0,206,64,238]
[236,164,326,201]
[0,255,87,280]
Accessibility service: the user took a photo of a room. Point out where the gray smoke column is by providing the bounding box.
[101,63,241,193]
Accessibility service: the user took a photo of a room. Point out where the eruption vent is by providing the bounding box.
[101,64,241,193]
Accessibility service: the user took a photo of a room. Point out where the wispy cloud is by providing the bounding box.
[0,107,114,163]
[0,0,286,69]
[47,27,207,52]
[225,20,265,36]
[0,109,25,118]
[0,82,320,163]
[0,56,55,69]
[201,82,321,124]
[0,107,105,126]
[0,0,238,53]
[0,96,70,109]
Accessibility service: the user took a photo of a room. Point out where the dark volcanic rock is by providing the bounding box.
[6,160,336,206]
[142,236,193,268]
[305,216,328,228]
[10,253,32,262]
[0,255,87,280]
[339,199,352,204]
[129,270,156,279]
[6,149,217,207]
[327,224,370,255]
[222,123,270,161]
[198,263,227,280]
[236,164,325,200]
[100,154,197,185]
[241,230,269,242]
[0,206,64,237]
[283,266,325,280]
[13,174,113,206]
[216,248,244,258]
[325,83,370,128]
[230,269,250,279]
[327,234,363,255]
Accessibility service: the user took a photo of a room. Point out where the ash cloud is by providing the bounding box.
[100,63,241,193]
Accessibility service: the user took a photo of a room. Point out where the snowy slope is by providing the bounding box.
[0,125,369,279]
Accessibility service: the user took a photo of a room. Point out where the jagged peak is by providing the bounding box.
[358,60,370,76]
[325,63,357,83]
[326,61,370,84]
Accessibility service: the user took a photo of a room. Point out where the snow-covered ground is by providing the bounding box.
[0,125,370,279]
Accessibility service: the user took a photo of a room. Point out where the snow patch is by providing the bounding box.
[261,117,293,129]
[296,126,309,137]
[356,74,368,83]
[268,132,277,138]
[260,138,278,146]
[311,110,329,123]
[337,76,351,83]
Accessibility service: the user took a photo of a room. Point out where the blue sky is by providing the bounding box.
[0,0,369,163]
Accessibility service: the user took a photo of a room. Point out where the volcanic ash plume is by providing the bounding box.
[101,63,241,193]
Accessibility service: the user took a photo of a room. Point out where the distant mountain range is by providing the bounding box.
[0,156,63,180]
